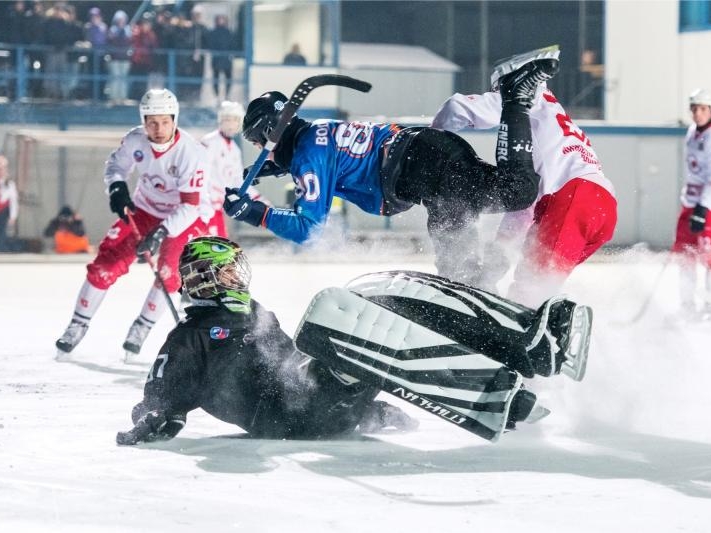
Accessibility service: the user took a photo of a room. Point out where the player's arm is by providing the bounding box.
[103,137,139,222]
[225,166,327,244]
[689,134,711,232]
[116,328,202,445]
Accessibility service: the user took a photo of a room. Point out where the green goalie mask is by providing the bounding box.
[179,236,251,300]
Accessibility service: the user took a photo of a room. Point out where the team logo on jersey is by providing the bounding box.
[167,165,179,178]
[133,150,144,162]
[146,174,167,191]
[210,326,230,340]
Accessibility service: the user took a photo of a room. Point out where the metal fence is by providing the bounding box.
[0,43,246,104]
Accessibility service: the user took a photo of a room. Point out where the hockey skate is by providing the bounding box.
[498,56,560,109]
[505,387,550,431]
[526,297,593,381]
[490,44,560,91]
[55,320,89,360]
[122,318,152,363]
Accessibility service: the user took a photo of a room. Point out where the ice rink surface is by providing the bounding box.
[1,248,711,532]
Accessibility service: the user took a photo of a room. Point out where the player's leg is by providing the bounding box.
[508,178,617,307]
[56,212,156,357]
[294,284,550,441]
[122,221,206,358]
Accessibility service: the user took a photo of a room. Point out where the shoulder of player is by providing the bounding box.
[200,129,221,145]
[120,125,147,145]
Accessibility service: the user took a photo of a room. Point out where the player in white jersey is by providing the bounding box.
[55,89,212,359]
[200,100,266,238]
[0,155,19,252]
[432,46,617,307]
[672,89,711,318]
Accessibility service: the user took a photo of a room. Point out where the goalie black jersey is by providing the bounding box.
[142,299,376,438]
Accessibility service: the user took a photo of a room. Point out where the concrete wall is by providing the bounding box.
[605,0,711,124]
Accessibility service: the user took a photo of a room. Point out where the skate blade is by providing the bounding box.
[491,44,560,89]
[524,403,551,424]
[55,349,72,362]
[560,305,592,382]
[124,350,141,364]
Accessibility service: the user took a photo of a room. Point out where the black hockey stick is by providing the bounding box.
[125,209,180,324]
[235,74,372,197]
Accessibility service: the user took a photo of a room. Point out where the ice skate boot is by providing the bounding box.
[490,44,560,91]
[122,318,152,362]
[498,54,560,109]
[55,320,89,360]
[525,297,593,381]
[505,387,551,431]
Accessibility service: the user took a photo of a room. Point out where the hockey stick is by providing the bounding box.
[613,253,672,325]
[236,74,372,196]
[125,209,180,324]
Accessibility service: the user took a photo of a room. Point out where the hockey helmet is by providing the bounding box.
[689,88,711,107]
[139,88,179,124]
[217,100,246,137]
[242,91,288,146]
[179,236,252,300]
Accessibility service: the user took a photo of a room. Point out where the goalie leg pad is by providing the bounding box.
[294,287,524,441]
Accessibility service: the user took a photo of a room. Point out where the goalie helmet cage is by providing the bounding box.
[3,128,125,244]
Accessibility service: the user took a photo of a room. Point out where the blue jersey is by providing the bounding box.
[264,120,401,244]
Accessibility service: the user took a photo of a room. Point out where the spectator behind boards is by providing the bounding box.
[282,43,306,65]
[43,205,92,254]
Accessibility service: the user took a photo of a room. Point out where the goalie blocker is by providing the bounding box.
[294,271,592,442]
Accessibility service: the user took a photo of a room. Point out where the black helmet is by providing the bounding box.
[243,91,288,145]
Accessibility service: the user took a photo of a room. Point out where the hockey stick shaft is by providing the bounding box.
[237,74,372,196]
[125,209,180,324]
[615,253,672,325]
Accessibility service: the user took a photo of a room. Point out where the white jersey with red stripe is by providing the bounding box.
[104,126,213,236]
[681,123,711,208]
[431,88,615,199]
[200,130,264,209]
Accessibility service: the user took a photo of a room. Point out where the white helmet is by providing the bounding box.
[689,88,711,107]
[139,88,179,124]
[217,101,245,137]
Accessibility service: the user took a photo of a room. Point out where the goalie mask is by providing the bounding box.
[243,91,288,146]
[179,237,251,301]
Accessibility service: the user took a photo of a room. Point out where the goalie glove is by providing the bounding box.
[108,181,136,222]
[116,410,186,445]
[690,204,708,233]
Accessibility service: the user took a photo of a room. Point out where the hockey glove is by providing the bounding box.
[116,410,186,446]
[242,160,288,185]
[108,181,136,223]
[224,188,268,227]
[136,225,168,261]
[690,204,708,233]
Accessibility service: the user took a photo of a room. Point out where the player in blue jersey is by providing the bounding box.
[224,58,559,285]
